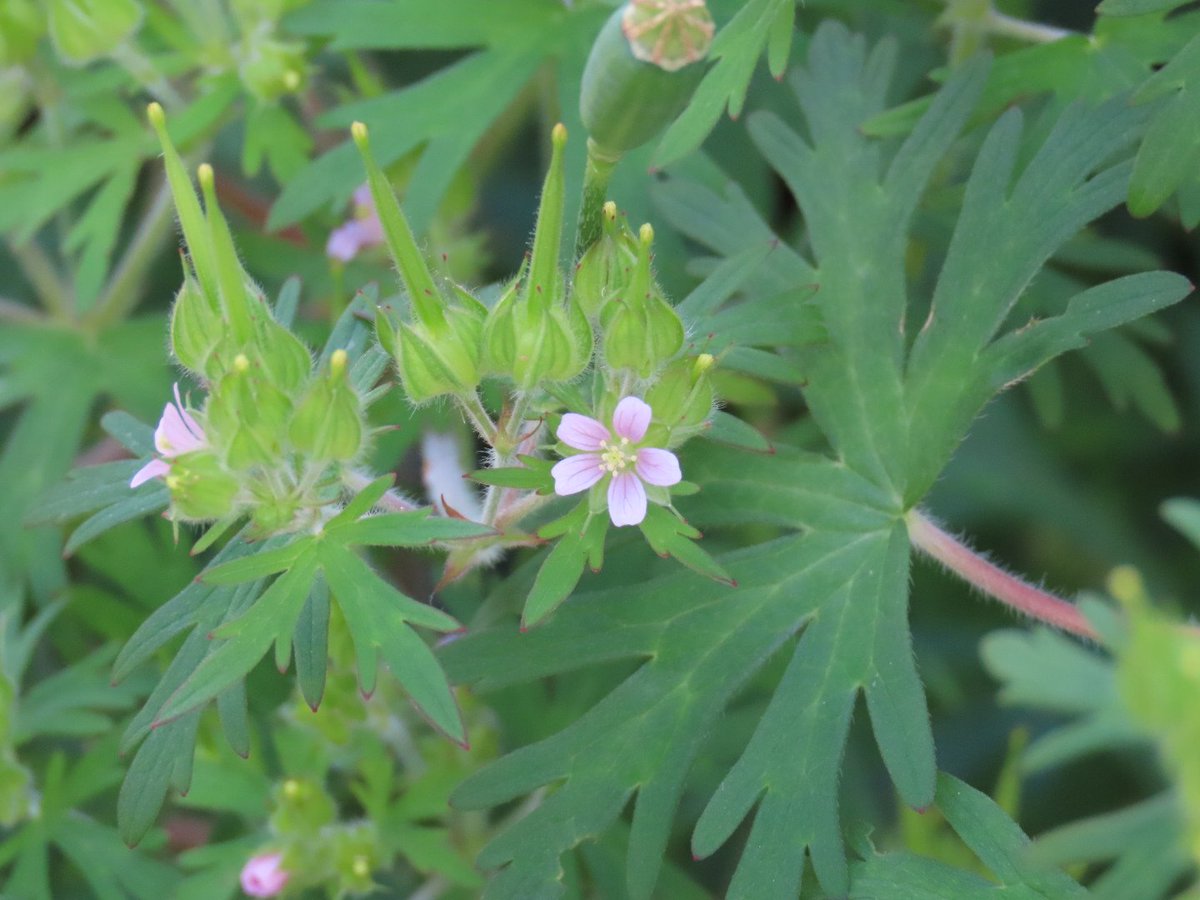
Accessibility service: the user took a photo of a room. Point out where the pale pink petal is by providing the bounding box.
[607,471,647,527]
[635,447,681,486]
[130,458,169,488]
[155,400,205,457]
[326,221,369,261]
[557,413,610,451]
[352,183,374,210]
[611,396,651,443]
[551,453,605,496]
[173,384,205,443]
[240,853,289,897]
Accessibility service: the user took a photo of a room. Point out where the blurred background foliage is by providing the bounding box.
[1,0,1199,896]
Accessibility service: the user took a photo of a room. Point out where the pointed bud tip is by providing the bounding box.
[197,163,214,190]
[330,348,348,375]
[639,223,654,245]
[603,200,618,221]
[233,353,250,372]
[552,122,568,148]
[147,102,166,128]
[351,121,369,147]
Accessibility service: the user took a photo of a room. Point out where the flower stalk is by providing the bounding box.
[905,508,1098,641]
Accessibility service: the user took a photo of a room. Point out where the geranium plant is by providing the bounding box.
[2,0,1199,898]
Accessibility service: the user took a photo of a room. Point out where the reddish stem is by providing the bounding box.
[906,509,1098,641]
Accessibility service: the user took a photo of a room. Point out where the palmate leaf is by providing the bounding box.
[441,23,1192,899]
[848,773,1087,899]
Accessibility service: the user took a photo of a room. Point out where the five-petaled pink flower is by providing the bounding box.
[240,852,289,897]
[326,184,384,262]
[129,384,206,488]
[551,396,681,527]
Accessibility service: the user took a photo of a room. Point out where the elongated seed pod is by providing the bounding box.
[580,0,714,158]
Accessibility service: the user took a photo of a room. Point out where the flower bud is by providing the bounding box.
[253,315,313,397]
[602,223,684,376]
[206,355,293,470]
[481,124,592,388]
[573,201,637,319]
[646,353,715,431]
[289,350,363,462]
[332,825,381,896]
[580,0,713,158]
[270,778,335,837]
[165,450,240,521]
[47,0,142,65]
[352,122,485,401]
[169,271,224,377]
[238,35,307,102]
[0,0,43,67]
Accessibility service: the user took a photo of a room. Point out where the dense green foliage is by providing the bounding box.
[1,1,1199,898]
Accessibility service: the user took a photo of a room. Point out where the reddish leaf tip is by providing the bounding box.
[913,805,927,815]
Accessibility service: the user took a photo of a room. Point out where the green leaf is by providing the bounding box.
[330,510,493,547]
[702,409,773,453]
[654,0,795,167]
[319,543,465,743]
[850,773,1087,897]
[637,505,733,586]
[154,555,318,725]
[522,518,593,629]
[294,577,330,712]
[1129,37,1200,216]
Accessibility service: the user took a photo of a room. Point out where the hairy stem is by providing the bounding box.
[906,509,1098,641]
[575,139,620,255]
[457,391,499,445]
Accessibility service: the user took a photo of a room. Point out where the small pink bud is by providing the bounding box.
[240,852,289,897]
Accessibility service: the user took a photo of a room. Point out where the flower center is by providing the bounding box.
[599,438,635,473]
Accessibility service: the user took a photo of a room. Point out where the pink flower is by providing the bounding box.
[326,184,384,262]
[240,852,289,897]
[130,384,206,488]
[551,396,681,527]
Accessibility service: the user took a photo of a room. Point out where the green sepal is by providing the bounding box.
[147,104,218,302]
[351,122,445,330]
[169,271,223,377]
[166,451,240,522]
[290,352,364,462]
[638,505,733,586]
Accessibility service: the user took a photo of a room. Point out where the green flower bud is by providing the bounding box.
[602,223,684,376]
[573,200,637,318]
[169,270,224,377]
[254,314,312,397]
[0,0,43,67]
[395,319,480,403]
[165,450,240,521]
[238,35,306,102]
[481,124,592,388]
[47,0,142,65]
[332,825,381,896]
[270,778,336,838]
[352,122,485,400]
[207,354,293,469]
[289,349,363,462]
[580,0,713,158]
[646,352,715,432]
